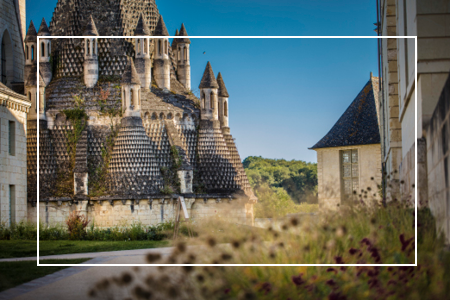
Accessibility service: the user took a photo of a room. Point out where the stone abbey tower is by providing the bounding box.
[26,0,256,226]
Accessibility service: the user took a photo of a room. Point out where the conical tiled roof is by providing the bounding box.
[83,15,99,36]
[171,29,179,48]
[25,21,37,42]
[154,15,169,36]
[199,62,219,89]
[178,23,191,44]
[135,14,150,36]
[217,72,229,97]
[121,58,141,85]
[310,78,380,149]
[37,18,51,36]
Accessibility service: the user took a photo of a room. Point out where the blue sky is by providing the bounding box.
[27,0,379,163]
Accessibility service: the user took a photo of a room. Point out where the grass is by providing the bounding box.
[0,258,90,292]
[0,240,170,259]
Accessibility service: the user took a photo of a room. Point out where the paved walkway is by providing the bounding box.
[0,247,176,300]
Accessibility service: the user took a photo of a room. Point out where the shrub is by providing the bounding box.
[66,212,90,240]
[0,222,37,240]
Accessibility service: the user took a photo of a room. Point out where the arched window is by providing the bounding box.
[165,40,168,55]
[158,40,162,55]
[130,89,134,106]
[224,101,228,117]
[167,113,173,119]
[86,40,90,55]
[31,45,35,61]
[210,92,214,109]
[202,91,205,108]
[160,112,165,120]
[137,39,141,54]
[178,47,181,60]
[151,112,157,120]
[26,45,29,60]
[41,42,45,57]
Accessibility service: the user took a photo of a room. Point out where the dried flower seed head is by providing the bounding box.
[206,237,216,247]
[367,187,372,191]
[176,242,186,253]
[146,253,161,263]
[290,217,299,226]
[371,177,374,180]
[232,240,241,249]
[121,273,133,285]
[269,251,276,259]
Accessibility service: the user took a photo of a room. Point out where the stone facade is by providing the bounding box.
[26,0,256,227]
[0,0,30,225]
[378,0,450,242]
[311,76,382,209]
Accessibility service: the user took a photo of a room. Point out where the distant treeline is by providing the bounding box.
[243,156,318,204]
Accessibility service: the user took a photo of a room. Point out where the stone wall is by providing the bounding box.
[28,197,249,227]
[426,72,450,244]
[316,144,382,210]
[0,92,29,224]
[0,0,25,86]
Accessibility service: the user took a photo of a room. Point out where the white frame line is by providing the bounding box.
[36,35,418,267]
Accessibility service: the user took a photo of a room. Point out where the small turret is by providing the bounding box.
[83,16,99,88]
[176,23,191,90]
[25,21,37,66]
[26,71,46,121]
[121,58,142,118]
[37,18,52,86]
[134,14,151,90]
[171,29,179,59]
[153,15,170,90]
[199,61,219,121]
[217,72,229,128]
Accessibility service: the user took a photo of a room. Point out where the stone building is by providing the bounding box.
[0,0,31,225]
[310,75,382,209]
[27,0,256,226]
[377,0,450,243]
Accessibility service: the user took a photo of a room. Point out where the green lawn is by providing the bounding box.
[0,240,170,259]
[0,259,90,292]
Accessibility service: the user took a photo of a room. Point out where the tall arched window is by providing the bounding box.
[202,91,205,109]
[31,45,35,61]
[210,92,214,109]
[48,42,51,57]
[178,47,181,60]
[158,40,162,55]
[41,42,45,57]
[26,45,29,60]
[224,101,228,117]
[165,40,168,54]
[130,89,134,106]
[137,39,141,54]
[86,40,90,55]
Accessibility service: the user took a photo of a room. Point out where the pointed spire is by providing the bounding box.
[135,14,150,36]
[171,29,179,48]
[83,15,99,36]
[25,21,37,42]
[154,15,169,36]
[217,72,229,97]
[178,23,191,44]
[199,62,219,89]
[121,58,141,85]
[37,18,51,36]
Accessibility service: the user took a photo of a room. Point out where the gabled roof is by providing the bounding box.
[199,62,219,89]
[25,21,37,42]
[83,15,99,36]
[121,58,141,85]
[178,23,191,44]
[310,77,380,149]
[217,72,229,97]
[135,14,150,36]
[154,15,169,36]
[37,18,51,36]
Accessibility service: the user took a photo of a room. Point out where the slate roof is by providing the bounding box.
[135,14,150,36]
[25,21,37,42]
[154,15,169,36]
[83,15,99,36]
[178,23,191,44]
[217,72,229,97]
[37,18,51,36]
[121,58,141,85]
[199,62,219,89]
[310,77,380,149]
